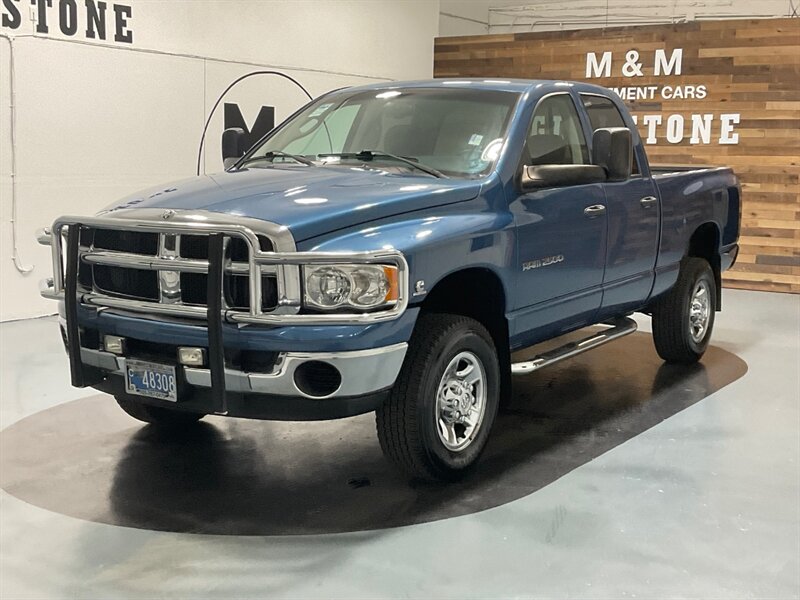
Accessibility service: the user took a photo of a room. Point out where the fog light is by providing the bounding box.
[103,335,126,355]
[293,361,342,398]
[178,347,206,366]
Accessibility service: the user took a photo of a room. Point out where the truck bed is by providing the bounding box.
[649,164,741,273]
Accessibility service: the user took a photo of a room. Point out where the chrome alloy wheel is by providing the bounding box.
[435,351,487,452]
[689,279,711,343]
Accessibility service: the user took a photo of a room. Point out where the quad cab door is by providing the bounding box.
[509,92,608,347]
[579,93,660,315]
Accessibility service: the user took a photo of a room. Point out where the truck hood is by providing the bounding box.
[101,165,482,242]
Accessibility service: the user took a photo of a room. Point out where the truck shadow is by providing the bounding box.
[0,332,747,536]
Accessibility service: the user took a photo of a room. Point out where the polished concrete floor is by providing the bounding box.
[1,288,798,598]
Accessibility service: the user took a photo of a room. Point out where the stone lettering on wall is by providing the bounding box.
[1,0,133,44]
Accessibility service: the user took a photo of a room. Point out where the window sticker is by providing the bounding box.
[309,103,334,118]
[468,134,484,146]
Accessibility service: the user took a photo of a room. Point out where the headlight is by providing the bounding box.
[303,264,400,311]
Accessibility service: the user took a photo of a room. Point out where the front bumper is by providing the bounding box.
[75,342,406,420]
[81,343,406,399]
[62,310,413,419]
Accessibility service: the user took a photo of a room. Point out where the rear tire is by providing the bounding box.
[116,397,205,428]
[376,313,500,481]
[652,257,716,364]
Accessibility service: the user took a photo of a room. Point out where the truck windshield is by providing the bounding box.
[243,88,520,178]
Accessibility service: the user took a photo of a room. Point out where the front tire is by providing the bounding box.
[116,397,205,428]
[376,313,500,481]
[652,257,717,364]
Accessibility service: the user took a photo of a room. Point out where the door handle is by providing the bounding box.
[583,204,606,218]
[640,196,658,208]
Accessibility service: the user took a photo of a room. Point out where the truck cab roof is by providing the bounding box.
[344,78,617,98]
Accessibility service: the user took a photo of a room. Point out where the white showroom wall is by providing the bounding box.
[439,0,793,36]
[0,0,439,321]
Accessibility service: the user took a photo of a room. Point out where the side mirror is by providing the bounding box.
[222,127,247,169]
[520,164,607,191]
[592,127,632,182]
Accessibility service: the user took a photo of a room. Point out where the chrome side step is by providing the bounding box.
[511,317,638,376]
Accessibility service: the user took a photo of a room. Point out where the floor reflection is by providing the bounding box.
[0,332,747,535]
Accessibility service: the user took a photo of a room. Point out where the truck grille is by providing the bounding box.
[93,265,159,300]
[75,227,279,312]
[93,228,158,254]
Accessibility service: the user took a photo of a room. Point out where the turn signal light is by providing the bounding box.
[382,265,400,303]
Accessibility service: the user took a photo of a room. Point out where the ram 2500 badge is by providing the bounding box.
[39,79,741,481]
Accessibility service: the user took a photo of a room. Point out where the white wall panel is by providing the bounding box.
[108,0,438,81]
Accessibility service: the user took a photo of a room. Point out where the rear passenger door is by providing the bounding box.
[580,93,660,313]
[510,93,608,344]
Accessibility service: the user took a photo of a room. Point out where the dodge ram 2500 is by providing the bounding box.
[39,79,741,481]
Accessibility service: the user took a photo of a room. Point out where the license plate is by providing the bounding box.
[126,359,177,402]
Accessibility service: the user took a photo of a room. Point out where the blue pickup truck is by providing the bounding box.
[39,79,740,480]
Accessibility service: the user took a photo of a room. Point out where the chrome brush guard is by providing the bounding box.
[39,208,409,326]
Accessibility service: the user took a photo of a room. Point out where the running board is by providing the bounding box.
[511,317,638,376]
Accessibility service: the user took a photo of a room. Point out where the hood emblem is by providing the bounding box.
[161,210,176,220]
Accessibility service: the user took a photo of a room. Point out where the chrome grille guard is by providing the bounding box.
[38,209,409,326]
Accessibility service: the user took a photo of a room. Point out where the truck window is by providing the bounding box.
[253,88,520,178]
[525,94,589,166]
[580,94,640,175]
[581,94,626,129]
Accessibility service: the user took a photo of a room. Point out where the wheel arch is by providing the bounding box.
[686,222,722,310]
[416,267,511,402]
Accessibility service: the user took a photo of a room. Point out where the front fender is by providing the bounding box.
[299,205,516,313]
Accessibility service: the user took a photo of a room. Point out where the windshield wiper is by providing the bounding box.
[238,151,315,168]
[318,150,445,178]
